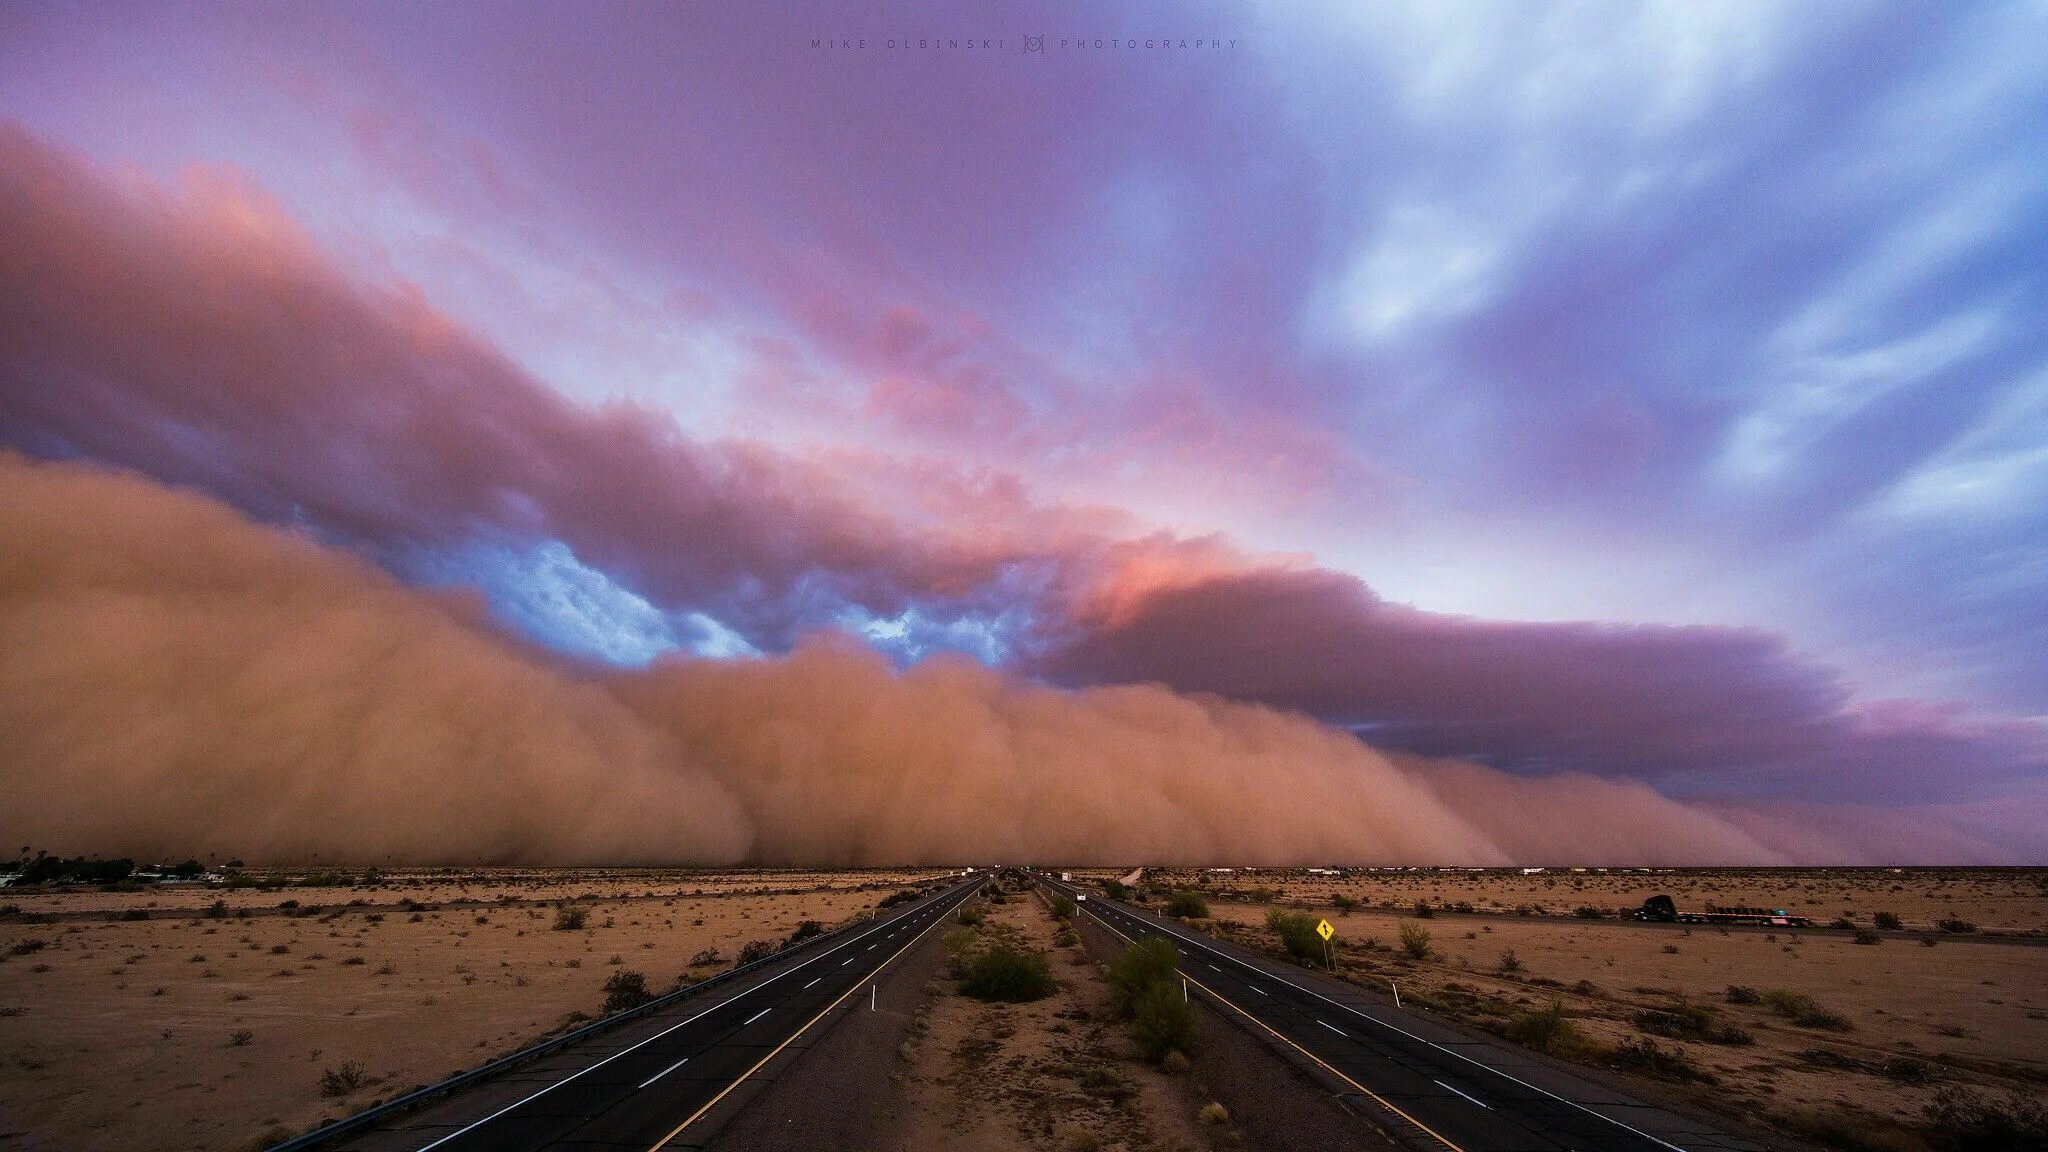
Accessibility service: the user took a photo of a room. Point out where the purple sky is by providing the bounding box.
[4,1,2046,821]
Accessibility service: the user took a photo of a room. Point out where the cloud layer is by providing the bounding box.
[5,452,2042,865]
[1,120,2042,823]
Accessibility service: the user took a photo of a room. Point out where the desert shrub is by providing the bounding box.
[1266,909,1326,963]
[1332,894,1357,912]
[204,900,227,920]
[1724,984,1761,1005]
[1574,905,1605,919]
[318,1060,367,1097]
[8,938,46,957]
[1607,1036,1714,1083]
[1504,1000,1580,1053]
[1049,895,1077,921]
[1881,1057,1934,1085]
[1106,938,1178,1013]
[783,920,823,948]
[552,905,588,931]
[688,947,723,966]
[942,927,979,977]
[121,909,149,921]
[1129,979,1196,1062]
[1873,911,1902,930]
[1198,1102,1230,1126]
[1922,1088,2048,1150]
[1398,920,1432,961]
[601,969,651,1014]
[960,945,1053,1002]
[1498,948,1521,973]
[1166,891,1209,919]
[1935,918,1977,934]
[736,939,776,965]
[1103,879,1128,900]
[1761,988,1817,1016]
[1632,1005,1753,1045]
[957,906,985,927]
[1411,900,1434,918]
[1854,929,1883,945]
[227,1029,253,1047]
[1797,1007,1853,1031]
[877,889,919,909]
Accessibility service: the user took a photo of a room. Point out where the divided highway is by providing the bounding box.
[1035,874,1768,1152]
[332,873,985,1152]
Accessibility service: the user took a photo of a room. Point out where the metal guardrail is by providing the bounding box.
[262,877,970,1152]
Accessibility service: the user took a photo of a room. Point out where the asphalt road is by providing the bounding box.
[1035,874,1769,1152]
[335,874,985,1152]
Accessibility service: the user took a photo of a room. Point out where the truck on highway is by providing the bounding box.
[1633,894,1811,927]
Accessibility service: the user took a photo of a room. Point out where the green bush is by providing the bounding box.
[960,944,1053,1002]
[782,920,823,948]
[957,906,986,926]
[1104,880,1128,901]
[1266,909,1327,964]
[552,905,588,931]
[601,970,652,1015]
[1130,979,1196,1062]
[1873,911,1902,930]
[1504,999,1580,1053]
[1166,890,1209,919]
[1398,920,1431,960]
[1106,938,1179,1019]
[1936,917,1977,934]
[736,939,776,965]
[942,927,979,977]
[1049,895,1077,921]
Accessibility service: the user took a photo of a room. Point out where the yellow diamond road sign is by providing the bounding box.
[1316,918,1335,941]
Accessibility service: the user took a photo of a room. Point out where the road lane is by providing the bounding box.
[1036,874,1766,1152]
[334,874,984,1152]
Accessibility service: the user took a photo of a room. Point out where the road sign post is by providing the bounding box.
[1316,918,1335,970]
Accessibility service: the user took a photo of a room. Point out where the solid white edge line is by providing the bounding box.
[413,880,973,1151]
[1048,880,1689,1152]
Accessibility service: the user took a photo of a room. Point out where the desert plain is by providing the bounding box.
[2,866,2044,1152]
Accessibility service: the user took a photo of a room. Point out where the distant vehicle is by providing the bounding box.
[1075,894,1087,902]
[1634,894,1811,927]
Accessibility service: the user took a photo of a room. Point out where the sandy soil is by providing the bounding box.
[1136,876,2048,1152]
[0,867,950,918]
[0,873,937,1152]
[880,877,1233,1152]
[1124,867,2048,934]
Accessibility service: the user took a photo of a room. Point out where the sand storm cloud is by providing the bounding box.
[11,452,2037,866]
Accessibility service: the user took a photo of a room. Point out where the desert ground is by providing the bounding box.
[0,868,945,1152]
[1116,867,2048,1152]
[879,873,1228,1152]
[5,866,2043,1152]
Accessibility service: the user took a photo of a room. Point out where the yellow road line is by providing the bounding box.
[646,884,976,1150]
[1072,892,1465,1152]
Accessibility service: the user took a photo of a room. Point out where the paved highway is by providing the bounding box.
[334,874,984,1152]
[1035,874,1768,1152]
